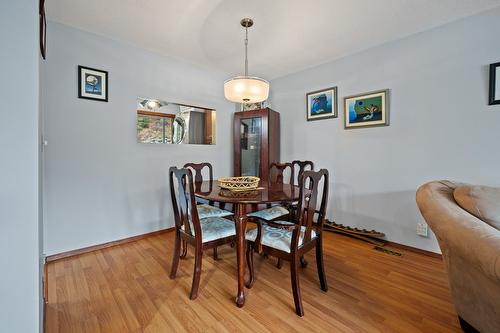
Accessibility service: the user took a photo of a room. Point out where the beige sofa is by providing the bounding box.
[416,181,500,333]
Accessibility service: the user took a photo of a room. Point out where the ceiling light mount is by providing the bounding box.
[224,17,269,104]
[240,18,253,28]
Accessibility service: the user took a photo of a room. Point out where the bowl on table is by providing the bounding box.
[218,176,260,191]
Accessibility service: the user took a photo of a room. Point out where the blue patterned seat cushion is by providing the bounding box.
[197,204,233,219]
[245,223,316,253]
[182,216,236,243]
[247,205,289,221]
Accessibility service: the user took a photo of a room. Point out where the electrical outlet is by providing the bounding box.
[417,222,428,237]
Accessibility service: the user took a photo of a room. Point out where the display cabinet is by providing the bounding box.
[233,108,280,180]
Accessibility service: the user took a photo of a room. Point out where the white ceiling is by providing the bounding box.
[47,0,500,79]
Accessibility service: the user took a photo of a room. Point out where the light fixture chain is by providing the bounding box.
[244,26,248,76]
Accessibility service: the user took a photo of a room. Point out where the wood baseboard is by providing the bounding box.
[45,228,174,263]
[385,240,442,259]
[44,226,441,262]
[323,220,440,259]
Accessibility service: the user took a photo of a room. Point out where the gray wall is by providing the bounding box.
[270,8,500,252]
[42,8,500,256]
[0,0,41,331]
[42,23,234,255]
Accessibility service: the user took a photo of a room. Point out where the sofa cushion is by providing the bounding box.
[453,185,500,230]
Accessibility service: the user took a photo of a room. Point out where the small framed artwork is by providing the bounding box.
[39,0,46,59]
[489,62,500,105]
[344,89,389,129]
[306,86,338,121]
[78,66,108,102]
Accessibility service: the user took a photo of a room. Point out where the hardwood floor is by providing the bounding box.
[45,231,461,332]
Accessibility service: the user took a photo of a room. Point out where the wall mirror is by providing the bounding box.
[137,98,216,145]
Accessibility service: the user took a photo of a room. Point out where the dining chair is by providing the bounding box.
[249,161,315,268]
[247,162,294,222]
[169,166,236,300]
[251,160,314,221]
[245,169,329,316]
[183,162,233,260]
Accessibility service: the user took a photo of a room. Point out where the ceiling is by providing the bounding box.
[47,0,500,79]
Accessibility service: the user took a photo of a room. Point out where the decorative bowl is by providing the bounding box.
[218,176,260,191]
[219,189,260,198]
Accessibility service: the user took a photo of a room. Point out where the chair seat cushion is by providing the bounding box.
[197,204,233,219]
[454,185,500,230]
[182,217,236,243]
[247,205,289,221]
[245,223,316,253]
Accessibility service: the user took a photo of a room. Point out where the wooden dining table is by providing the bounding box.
[194,180,301,307]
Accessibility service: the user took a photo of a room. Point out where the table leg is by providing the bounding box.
[234,203,247,307]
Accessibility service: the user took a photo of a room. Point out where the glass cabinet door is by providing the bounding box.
[240,117,262,176]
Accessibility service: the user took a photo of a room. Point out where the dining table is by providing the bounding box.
[193,180,301,307]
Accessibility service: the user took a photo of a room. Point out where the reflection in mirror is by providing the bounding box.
[240,117,262,176]
[137,97,216,145]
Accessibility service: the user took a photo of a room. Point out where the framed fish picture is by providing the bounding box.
[78,66,108,102]
[344,89,389,129]
[306,86,338,121]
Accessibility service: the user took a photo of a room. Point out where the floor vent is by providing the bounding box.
[373,246,403,256]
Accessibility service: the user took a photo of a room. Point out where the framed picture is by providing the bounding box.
[344,89,389,129]
[78,66,108,102]
[489,62,500,105]
[39,0,46,59]
[306,86,338,121]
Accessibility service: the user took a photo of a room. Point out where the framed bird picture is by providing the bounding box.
[306,87,338,121]
[344,89,389,129]
[78,66,108,102]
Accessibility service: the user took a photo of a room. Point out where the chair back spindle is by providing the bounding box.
[269,162,294,184]
[291,160,314,186]
[184,162,215,205]
[184,162,213,183]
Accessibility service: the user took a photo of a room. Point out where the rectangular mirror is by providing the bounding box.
[137,97,216,145]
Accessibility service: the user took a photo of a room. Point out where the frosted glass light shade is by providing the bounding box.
[224,76,269,103]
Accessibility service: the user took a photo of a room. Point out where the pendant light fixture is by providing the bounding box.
[224,18,269,104]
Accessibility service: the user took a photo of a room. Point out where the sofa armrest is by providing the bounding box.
[416,181,500,283]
